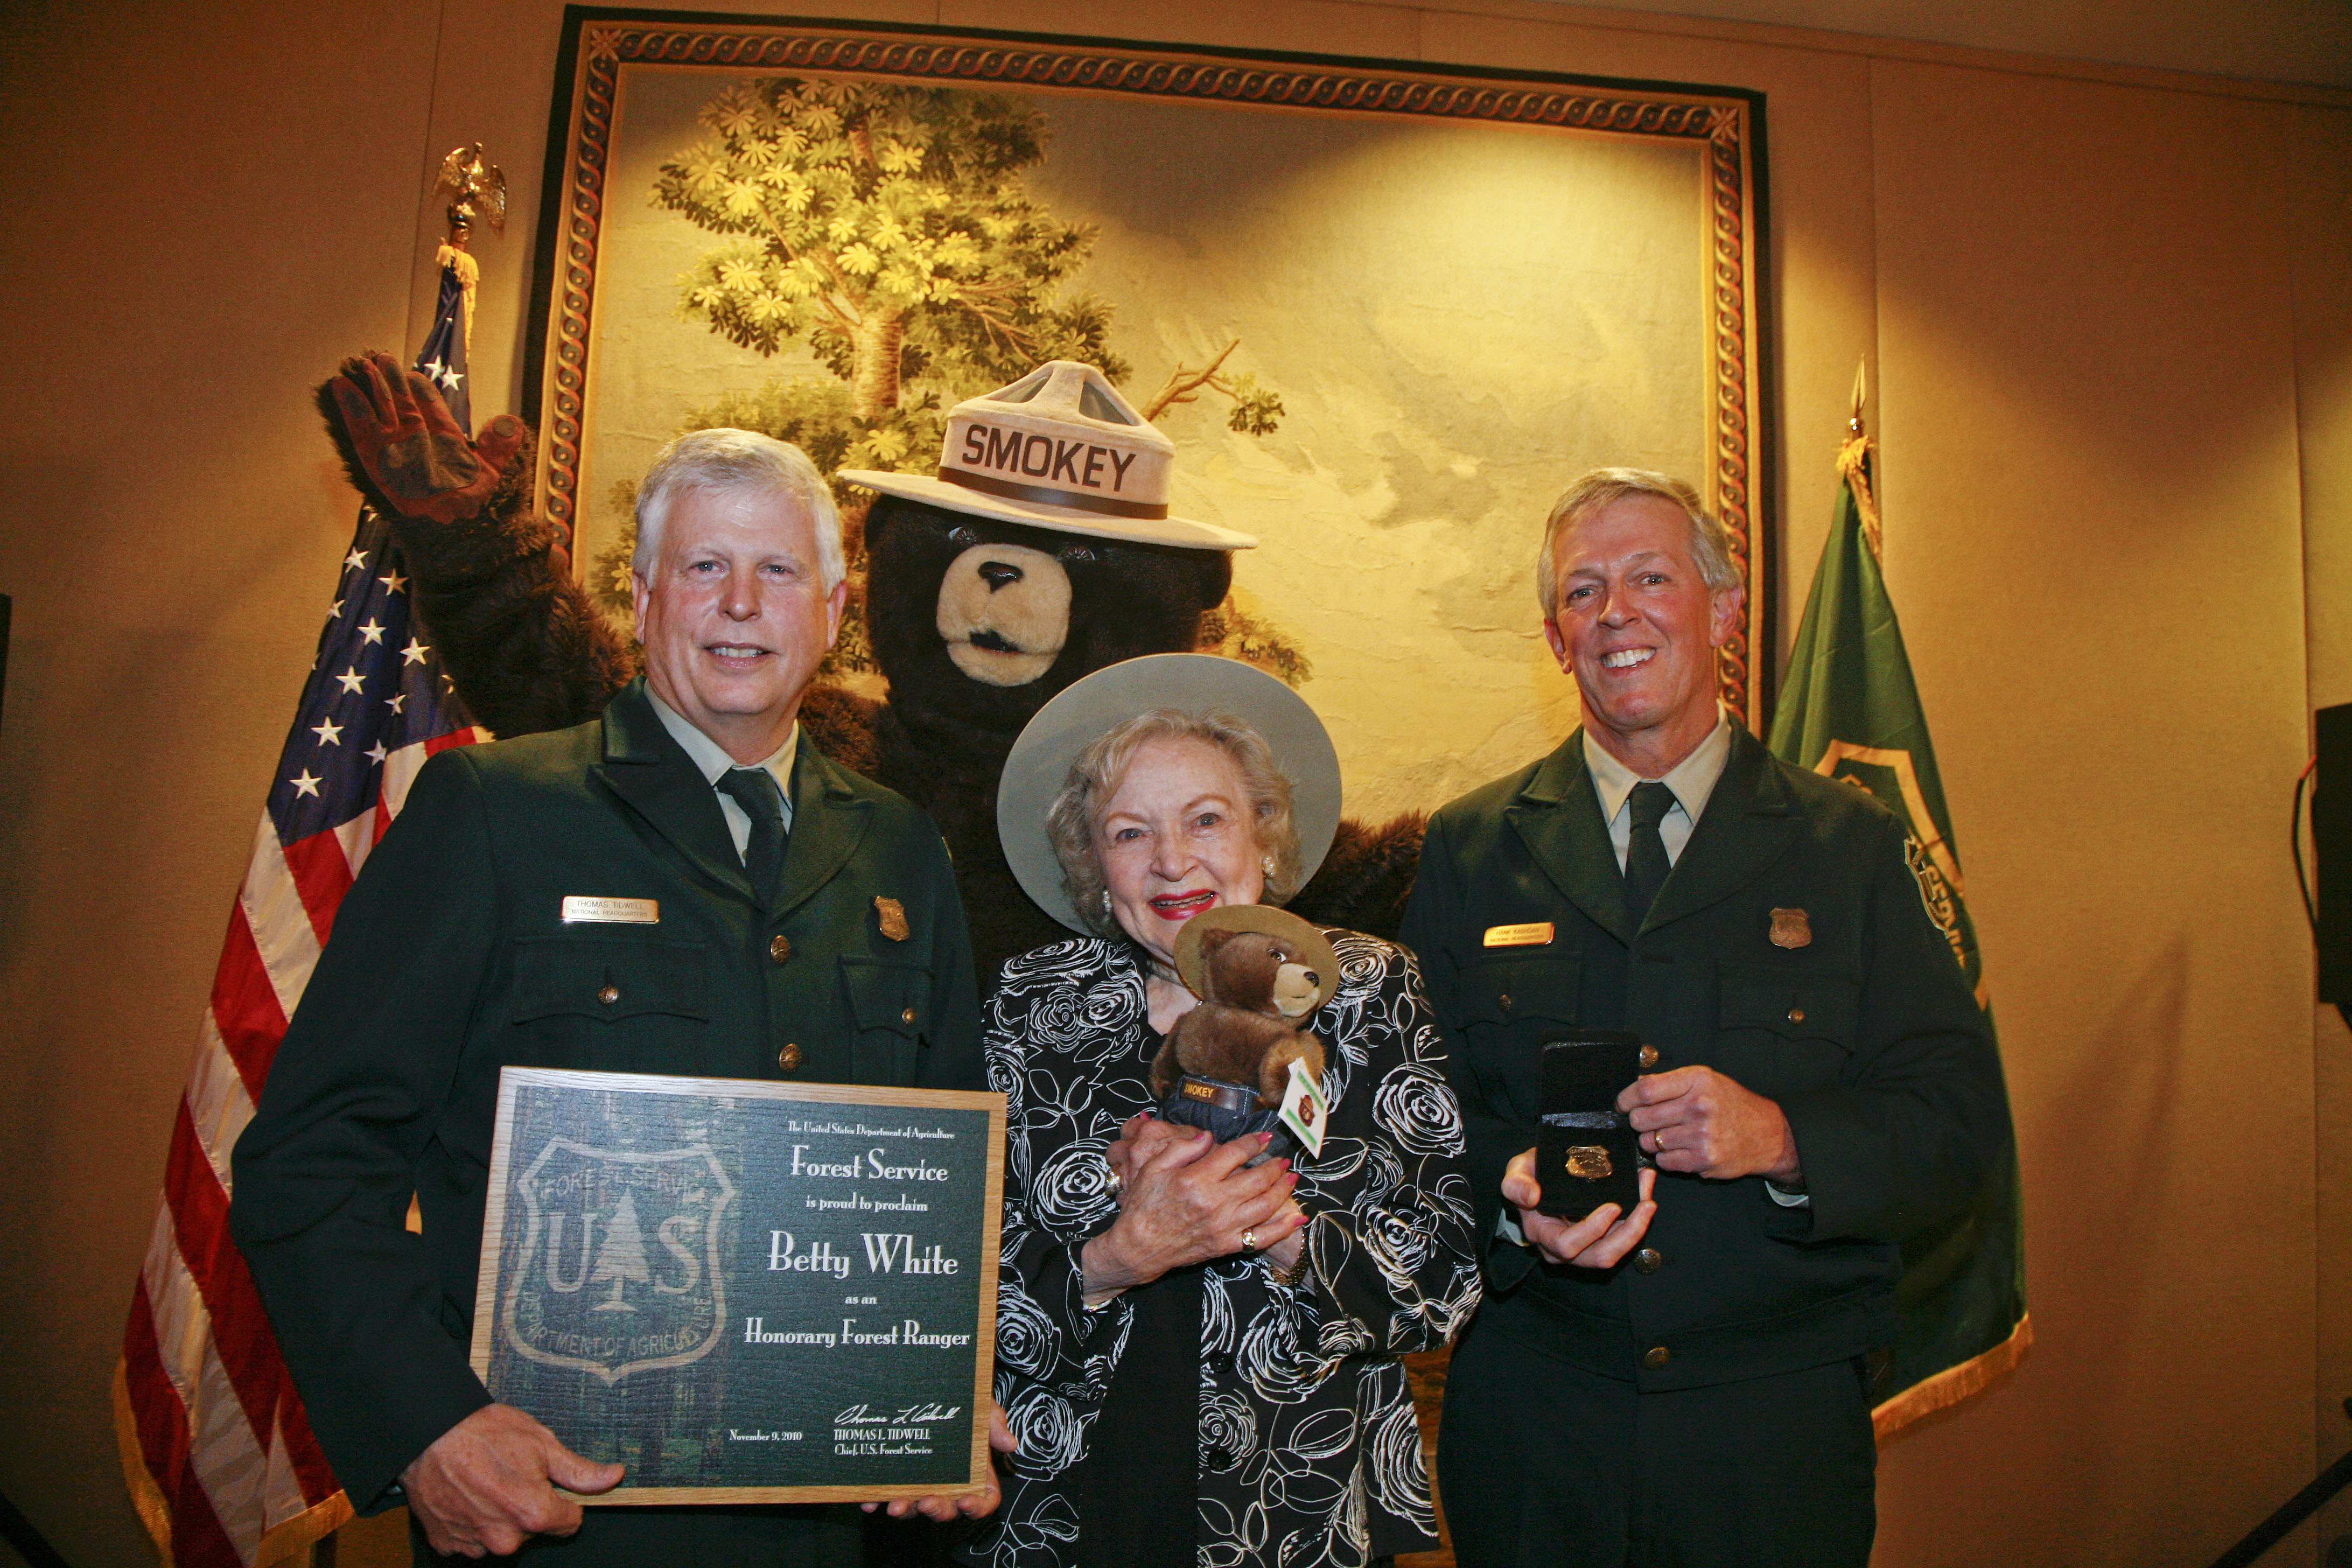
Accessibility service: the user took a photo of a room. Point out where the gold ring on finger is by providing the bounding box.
[1240,1227,1258,1253]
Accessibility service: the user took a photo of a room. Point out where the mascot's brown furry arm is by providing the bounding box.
[314,352,1424,979]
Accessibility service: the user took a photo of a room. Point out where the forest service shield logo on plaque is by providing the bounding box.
[502,1137,737,1385]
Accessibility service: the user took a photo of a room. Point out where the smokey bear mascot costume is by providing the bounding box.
[317,354,1422,978]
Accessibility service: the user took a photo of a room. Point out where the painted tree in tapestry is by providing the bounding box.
[614,76,1298,681]
[660,79,1126,478]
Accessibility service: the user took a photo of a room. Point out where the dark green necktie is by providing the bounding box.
[716,765,787,899]
[1623,780,1678,926]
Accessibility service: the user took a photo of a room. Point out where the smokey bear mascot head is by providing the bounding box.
[840,362,1257,970]
[860,500,1236,767]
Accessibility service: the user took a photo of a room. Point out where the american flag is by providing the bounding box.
[116,261,487,1566]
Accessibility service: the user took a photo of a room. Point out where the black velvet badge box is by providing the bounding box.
[1535,1031,1646,1221]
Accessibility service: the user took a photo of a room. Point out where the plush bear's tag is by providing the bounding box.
[1278,1059,1327,1157]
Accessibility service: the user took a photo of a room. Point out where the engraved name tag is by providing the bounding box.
[561,895,660,925]
[1483,921,1555,948]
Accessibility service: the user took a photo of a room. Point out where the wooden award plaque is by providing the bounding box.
[471,1067,1005,1504]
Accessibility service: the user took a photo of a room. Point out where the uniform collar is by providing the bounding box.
[1509,720,1798,942]
[645,686,797,809]
[1581,708,1733,825]
[595,681,862,913]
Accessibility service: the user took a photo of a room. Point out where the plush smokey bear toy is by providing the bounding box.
[1150,903,1339,1164]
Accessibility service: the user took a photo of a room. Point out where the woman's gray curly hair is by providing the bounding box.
[1044,708,1303,940]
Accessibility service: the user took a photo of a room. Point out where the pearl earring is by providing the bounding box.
[1262,855,1276,877]
[1101,888,1113,914]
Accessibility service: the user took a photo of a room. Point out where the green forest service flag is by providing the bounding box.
[1766,407,2030,1439]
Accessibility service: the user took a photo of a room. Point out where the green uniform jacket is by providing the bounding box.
[229,680,983,1511]
[1397,724,2010,1391]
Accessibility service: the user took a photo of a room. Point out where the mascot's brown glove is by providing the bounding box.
[326,351,528,523]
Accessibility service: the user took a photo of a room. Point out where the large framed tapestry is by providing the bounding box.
[524,10,1772,807]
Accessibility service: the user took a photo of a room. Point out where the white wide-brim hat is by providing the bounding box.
[839,361,1257,552]
[997,653,1342,934]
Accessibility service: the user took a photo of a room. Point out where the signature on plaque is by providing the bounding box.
[502,1137,738,1384]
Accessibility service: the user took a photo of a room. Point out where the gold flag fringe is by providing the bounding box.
[115,1360,355,1567]
[436,243,479,360]
[1871,1311,2033,1443]
[1837,434,1885,564]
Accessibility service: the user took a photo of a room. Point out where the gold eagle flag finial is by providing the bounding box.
[429,143,502,358]
[1837,355,1884,563]
[433,143,506,250]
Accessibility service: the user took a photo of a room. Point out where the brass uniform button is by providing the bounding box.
[1632,1247,1663,1274]
[900,1007,916,1025]
[768,934,793,964]
[1638,1044,1660,1070]
[1498,994,1513,1013]
[1643,1346,1671,1370]
[1788,1006,1807,1025]
[596,984,620,1005]
[778,1042,802,1072]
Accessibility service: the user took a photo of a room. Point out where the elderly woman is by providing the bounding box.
[973,654,1479,1568]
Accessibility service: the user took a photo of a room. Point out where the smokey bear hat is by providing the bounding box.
[839,361,1258,551]
[998,652,1343,934]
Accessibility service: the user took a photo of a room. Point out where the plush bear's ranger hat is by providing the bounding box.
[838,361,1257,551]
[1172,905,1341,1016]
[997,652,1343,934]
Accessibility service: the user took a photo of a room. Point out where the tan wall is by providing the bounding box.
[1521,0,2352,88]
[1,3,2343,1564]
[2295,90,2352,1559]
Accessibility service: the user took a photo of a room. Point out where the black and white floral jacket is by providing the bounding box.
[974,931,1481,1568]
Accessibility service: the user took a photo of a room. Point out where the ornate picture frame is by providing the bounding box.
[523,8,1772,771]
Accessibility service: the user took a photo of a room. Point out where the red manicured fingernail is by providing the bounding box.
[1259,1131,1275,1144]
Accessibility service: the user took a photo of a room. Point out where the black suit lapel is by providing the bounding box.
[1643,725,1801,934]
[590,681,755,901]
[1505,737,1638,948]
[776,731,872,920]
